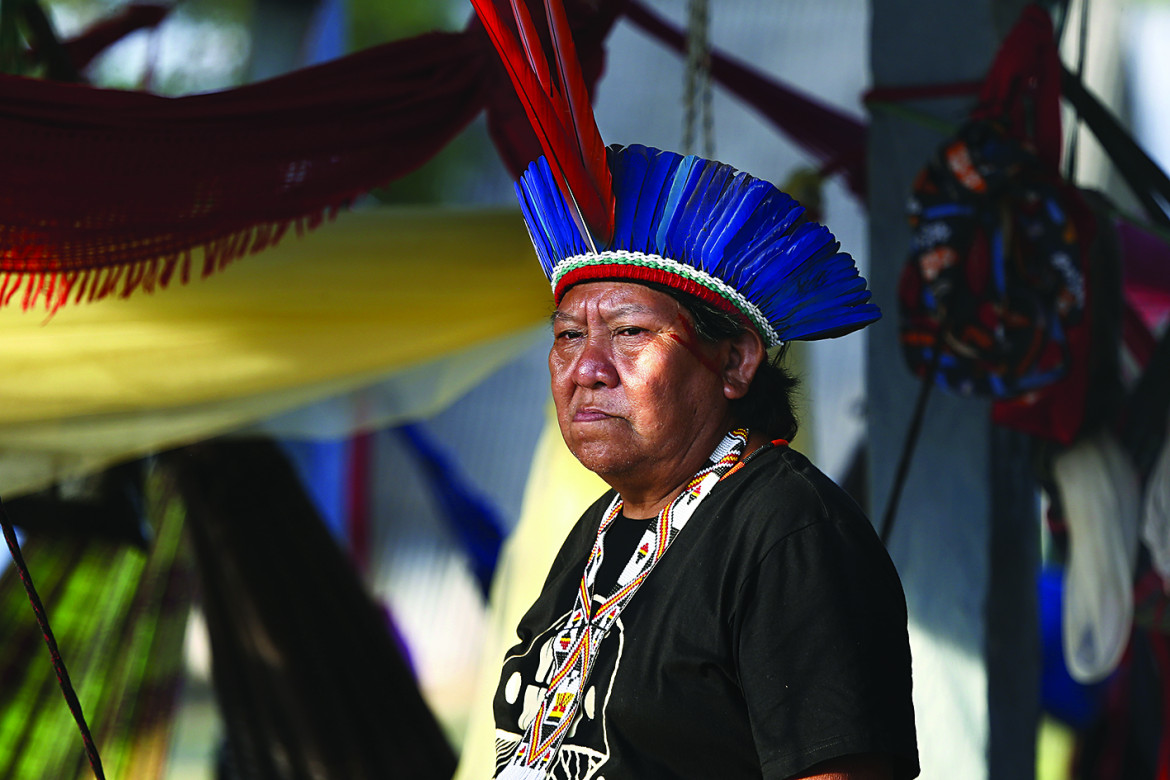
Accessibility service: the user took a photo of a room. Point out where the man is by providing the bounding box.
[487,141,919,779]
[469,4,916,775]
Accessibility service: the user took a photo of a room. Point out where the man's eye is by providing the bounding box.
[616,327,646,337]
[555,329,583,340]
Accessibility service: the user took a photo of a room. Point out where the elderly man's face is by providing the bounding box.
[549,281,737,496]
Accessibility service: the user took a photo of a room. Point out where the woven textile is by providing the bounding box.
[0,31,485,310]
[0,0,617,311]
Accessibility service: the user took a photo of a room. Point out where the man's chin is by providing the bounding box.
[565,442,638,482]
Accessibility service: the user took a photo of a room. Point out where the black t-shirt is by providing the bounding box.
[592,512,654,595]
[493,445,919,780]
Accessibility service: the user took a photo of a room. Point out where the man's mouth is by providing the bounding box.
[573,407,616,422]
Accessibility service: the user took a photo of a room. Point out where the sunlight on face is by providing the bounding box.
[549,282,735,502]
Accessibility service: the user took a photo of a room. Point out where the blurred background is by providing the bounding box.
[0,0,1166,778]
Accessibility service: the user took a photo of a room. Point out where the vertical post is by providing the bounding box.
[988,425,1040,780]
[867,1,1039,778]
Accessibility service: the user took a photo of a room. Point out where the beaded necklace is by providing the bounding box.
[500,428,750,779]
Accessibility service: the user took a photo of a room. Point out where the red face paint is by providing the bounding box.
[669,313,724,376]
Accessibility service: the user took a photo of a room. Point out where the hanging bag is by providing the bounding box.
[899,117,1086,403]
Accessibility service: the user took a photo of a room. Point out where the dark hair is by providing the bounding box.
[641,281,800,441]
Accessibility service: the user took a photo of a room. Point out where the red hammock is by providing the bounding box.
[0,0,621,311]
[0,30,486,310]
[0,0,849,312]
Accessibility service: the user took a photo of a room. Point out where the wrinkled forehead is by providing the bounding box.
[552,280,691,323]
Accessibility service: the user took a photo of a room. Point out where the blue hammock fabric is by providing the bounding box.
[398,423,505,597]
[517,143,880,346]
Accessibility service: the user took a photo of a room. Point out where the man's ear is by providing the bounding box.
[722,329,766,400]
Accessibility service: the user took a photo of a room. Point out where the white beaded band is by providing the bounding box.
[551,251,782,347]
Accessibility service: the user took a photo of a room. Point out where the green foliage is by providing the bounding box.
[0,471,194,780]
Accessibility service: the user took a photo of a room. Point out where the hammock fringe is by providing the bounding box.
[0,207,339,317]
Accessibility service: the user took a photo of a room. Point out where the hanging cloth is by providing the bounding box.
[0,0,626,311]
[0,32,486,310]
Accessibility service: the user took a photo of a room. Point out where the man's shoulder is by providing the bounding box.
[701,444,879,554]
[733,445,865,516]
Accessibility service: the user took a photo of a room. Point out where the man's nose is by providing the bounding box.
[573,334,618,388]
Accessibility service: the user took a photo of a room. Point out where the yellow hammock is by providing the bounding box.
[0,207,550,496]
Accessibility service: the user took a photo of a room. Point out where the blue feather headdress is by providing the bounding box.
[470,0,878,348]
[517,143,880,347]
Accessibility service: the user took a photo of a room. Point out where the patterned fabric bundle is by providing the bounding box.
[899,119,1087,397]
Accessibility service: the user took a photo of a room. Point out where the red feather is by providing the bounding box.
[509,0,552,96]
[542,0,611,206]
[472,0,615,245]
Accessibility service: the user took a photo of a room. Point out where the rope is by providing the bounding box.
[879,340,942,546]
[683,0,713,158]
[0,498,106,779]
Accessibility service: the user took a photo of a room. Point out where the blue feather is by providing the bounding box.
[626,147,681,255]
[699,173,771,270]
[775,264,860,313]
[678,163,733,274]
[518,166,561,272]
[531,157,582,259]
[777,280,867,323]
[784,305,881,340]
[783,252,856,294]
[657,156,704,260]
[737,226,832,296]
[731,188,802,248]
[724,239,790,290]
[721,199,804,285]
[610,145,649,254]
[783,222,836,264]
[817,302,881,331]
[782,282,872,318]
[759,261,853,312]
[767,251,880,339]
[516,180,553,275]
